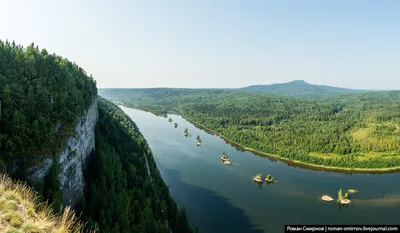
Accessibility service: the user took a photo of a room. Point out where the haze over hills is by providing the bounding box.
[100,80,379,100]
[239,80,372,98]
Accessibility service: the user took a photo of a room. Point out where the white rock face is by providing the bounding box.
[27,95,98,207]
[58,96,98,206]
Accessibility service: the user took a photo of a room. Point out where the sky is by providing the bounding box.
[1,0,399,89]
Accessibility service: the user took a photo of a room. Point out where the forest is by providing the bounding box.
[100,88,400,169]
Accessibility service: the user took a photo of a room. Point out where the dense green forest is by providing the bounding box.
[100,88,400,169]
[0,39,97,172]
[239,80,369,98]
[0,40,194,232]
[82,97,194,232]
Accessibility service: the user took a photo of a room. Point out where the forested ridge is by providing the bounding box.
[82,97,194,232]
[239,79,369,98]
[100,88,400,170]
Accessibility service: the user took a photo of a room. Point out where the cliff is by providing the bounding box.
[27,95,99,207]
[0,40,194,233]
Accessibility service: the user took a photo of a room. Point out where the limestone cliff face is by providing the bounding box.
[27,95,99,207]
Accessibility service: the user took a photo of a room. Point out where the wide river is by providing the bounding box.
[120,106,400,233]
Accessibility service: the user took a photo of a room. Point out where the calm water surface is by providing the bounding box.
[120,106,400,233]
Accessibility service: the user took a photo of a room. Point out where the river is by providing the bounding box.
[120,106,400,233]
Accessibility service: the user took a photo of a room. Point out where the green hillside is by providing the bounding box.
[0,40,97,172]
[100,88,400,170]
[240,80,369,98]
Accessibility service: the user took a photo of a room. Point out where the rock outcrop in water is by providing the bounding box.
[321,195,334,201]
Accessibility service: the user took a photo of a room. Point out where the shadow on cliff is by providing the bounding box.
[160,167,264,233]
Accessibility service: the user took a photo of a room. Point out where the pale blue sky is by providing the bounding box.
[1,0,399,89]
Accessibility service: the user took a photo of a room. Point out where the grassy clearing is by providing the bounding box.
[351,127,374,141]
[351,123,396,145]
[308,152,338,159]
[0,174,94,233]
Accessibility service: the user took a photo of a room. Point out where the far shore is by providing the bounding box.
[119,104,400,174]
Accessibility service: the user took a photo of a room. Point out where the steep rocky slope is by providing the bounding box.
[26,95,98,207]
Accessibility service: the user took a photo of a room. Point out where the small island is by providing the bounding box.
[265,174,275,183]
[174,123,178,128]
[253,173,263,183]
[196,135,202,146]
[221,151,231,165]
[223,160,231,165]
[321,195,334,202]
[337,188,351,205]
[168,118,173,123]
[348,189,358,194]
[184,128,189,136]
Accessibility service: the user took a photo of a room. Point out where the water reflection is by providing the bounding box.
[160,167,265,233]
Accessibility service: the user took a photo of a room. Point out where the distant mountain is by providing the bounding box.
[240,80,371,98]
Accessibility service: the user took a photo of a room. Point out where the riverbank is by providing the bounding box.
[176,111,400,173]
[121,104,400,173]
